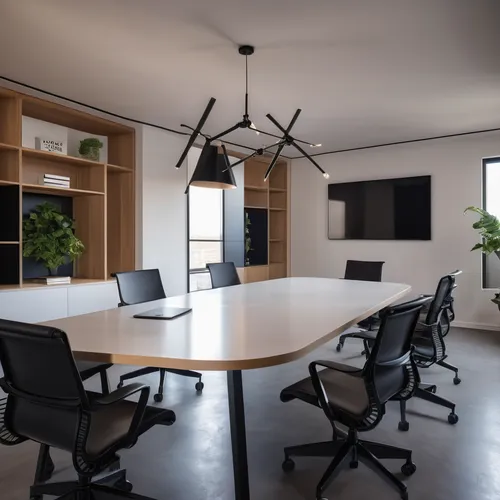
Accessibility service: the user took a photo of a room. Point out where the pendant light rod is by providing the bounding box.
[223,140,287,171]
[175,97,216,169]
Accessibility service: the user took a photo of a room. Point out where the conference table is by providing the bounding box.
[43,277,410,500]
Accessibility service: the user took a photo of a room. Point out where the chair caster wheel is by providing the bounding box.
[336,344,342,352]
[401,461,416,476]
[153,393,163,403]
[117,382,123,389]
[349,460,358,469]
[195,381,204,392]
[282,458,295,472]
[448,412,459,425]
[116,479,133,492]
[398,421,410,432]
[453,377,461,385]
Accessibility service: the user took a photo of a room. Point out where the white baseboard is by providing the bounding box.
[453,320,500,331]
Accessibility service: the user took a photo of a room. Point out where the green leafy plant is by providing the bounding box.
[78,137,103,160]
[23,202,85,274]
[464,206,500,254]
[245,211,252,266]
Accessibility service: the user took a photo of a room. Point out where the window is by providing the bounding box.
[188,186,223,291]
[482,157,500,288]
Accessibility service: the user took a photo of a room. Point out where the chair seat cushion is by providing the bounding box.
[85,393,175,458]
[280,362,369,416]
[77,361,113,381]
[413,342,434,359]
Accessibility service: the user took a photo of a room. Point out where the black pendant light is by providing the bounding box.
[186,141,236,192]
[176,45,328,190]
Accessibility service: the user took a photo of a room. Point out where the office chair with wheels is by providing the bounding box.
[35,360,114,484]
[206,262,241,289]
[280,296,430,500]
[0,318,176,500]
[336,260,385,352]
[115,269,204,401]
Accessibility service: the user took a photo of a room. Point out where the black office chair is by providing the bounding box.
[30,361,113,484]
[207,262,241,289]
[115,269,204,402]
[336,260,385,352]
[0,318,176,500]
[280,296,430,500]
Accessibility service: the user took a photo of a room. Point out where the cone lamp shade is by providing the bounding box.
[188,142,237,190]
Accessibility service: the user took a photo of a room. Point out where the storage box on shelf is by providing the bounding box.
[0,85,135,289]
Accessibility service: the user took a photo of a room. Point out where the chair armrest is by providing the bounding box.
[92,383,150,406]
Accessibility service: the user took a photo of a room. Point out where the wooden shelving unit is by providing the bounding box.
[240,158,289,284]
[0,85,135,287]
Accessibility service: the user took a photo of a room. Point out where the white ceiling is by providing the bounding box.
[1,0,500,157]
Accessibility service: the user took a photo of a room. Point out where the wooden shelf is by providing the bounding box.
[22,183,105,197]
[23,147,105,168]
[0,241,19,244]
[107,163,133,173]
[244,205,268,210]
[270,207,286,211]
[0,180,19,187]
[245,185,267,192]
[270,239,283,242]
[0,142,19,152]
[0,278,113,292]
[269,188,286,192]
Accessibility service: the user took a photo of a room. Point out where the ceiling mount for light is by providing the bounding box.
[175,45,328,190]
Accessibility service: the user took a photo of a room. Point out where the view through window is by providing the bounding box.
[482,158,500,288]
[188,186,223,291]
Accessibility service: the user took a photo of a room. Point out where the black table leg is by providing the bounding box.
[227,370,250,500]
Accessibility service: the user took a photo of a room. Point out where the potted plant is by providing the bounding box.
[79,138,103,161]
[23,202,85,276]
[465,206,500,308]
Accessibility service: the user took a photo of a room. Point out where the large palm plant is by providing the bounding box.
[464,206,500,254]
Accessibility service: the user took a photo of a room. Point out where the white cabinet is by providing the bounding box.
[67,282,119,316]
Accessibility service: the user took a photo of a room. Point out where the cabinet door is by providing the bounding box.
[0,288,67,322]
[67,282,119,316]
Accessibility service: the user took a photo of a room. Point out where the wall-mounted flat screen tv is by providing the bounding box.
[328,175,431,240]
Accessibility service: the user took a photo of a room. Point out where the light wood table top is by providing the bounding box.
[42,278,411,371]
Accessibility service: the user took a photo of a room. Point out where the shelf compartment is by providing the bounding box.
[0,143,19,152]
[245,185,267,192]
[244,160,268,189]
[270,240,286,264]
[270,191,286,210]
[22,151,105,193]
[0,244,20,285]
[107,163,133,173]
[0,95,21,147]
[23,184,104,197]
[270,209,287,241]
[0,185,20,242]
[269,161,287,190]
[108,133,135,170]
[269,263,287,280]
[23,148,105,168]
[245,188,267,209]
[0,149,20,182]
[245,208,268,267]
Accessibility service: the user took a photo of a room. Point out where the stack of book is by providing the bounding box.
[30,276,72,286]
[40,174,70,188]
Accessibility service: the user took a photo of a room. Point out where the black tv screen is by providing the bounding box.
[328,175,431,240]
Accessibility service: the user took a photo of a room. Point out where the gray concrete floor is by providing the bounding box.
[1,327,499,500]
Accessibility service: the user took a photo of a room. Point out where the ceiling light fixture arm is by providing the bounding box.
[175,97,216,169]
[223,140,287,172]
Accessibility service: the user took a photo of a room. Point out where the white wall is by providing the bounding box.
[291,131,500,330]
[139,126,189,296]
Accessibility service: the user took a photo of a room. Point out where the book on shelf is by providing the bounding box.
[28,276,72,285]
[39,176,70,188]
[44,173,70,182]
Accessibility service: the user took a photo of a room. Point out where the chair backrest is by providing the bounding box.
[115,269,166,306]
[0,319,87,447]
[344,260,385,282]
[364,296,432,403]
[207,262,241,289]
[425,270,461,325]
